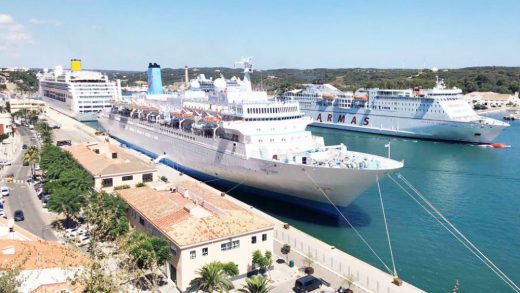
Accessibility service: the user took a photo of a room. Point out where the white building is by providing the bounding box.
[117,181,274,292]
[464,91,519,107]
[0,112,13,136]
[67,142,158,191]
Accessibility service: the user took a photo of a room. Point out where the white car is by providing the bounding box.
[0,160,11,166]
[0,210,6,219]
[0,187,9,196]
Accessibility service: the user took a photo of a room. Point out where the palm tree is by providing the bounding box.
[23,146,39,176]
[238,276,273,293]
[187,262,234,293]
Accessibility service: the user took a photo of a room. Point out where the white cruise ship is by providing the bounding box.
[38,59,121,121]
[98,60,404,216]
[281,78,509,144]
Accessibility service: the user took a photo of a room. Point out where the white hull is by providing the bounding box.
[303,107,507,144]
[42,96,99,121]
[98,113,401,215]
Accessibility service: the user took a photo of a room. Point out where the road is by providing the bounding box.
[1,126,57,240]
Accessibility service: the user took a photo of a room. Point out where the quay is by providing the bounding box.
[43,106,426,293]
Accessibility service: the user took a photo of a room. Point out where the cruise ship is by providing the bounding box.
[38,59,121,121]
[98,59,404,216]
[280,79,509,144]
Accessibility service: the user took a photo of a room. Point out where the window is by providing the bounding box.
[122,175,133,181]
[170,244,177,256]
[101,178,113,187]
[262,234,267,241]
[139,216,145,226]
[190,250,196,259]
[251,236,257,244]
[142,173,153,182]
[221,240,240,251]
[202,247,208,256]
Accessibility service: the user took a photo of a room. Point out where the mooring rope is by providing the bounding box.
[377,175,398,277]
[389,174,520,293]
[303,169,394,275]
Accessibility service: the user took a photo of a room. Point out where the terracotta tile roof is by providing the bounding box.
[66,143,156,177]
[0,239,89,271]
[117,184,273,247]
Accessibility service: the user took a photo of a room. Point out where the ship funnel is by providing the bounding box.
[147,62,164,95]
[71,59,82,71]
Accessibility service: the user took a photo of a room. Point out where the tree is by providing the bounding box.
[86,192,129,242]
[47,188,85,226]
[35,121,52,145]
[281,244,291,263]
[187,261,235,293]
[0,267,22,293]
[0,133,9,144]
[237,276,273,293]
[252,250,272,276]
[303,253,315,275]
[221,262,239,277]
[82,262,119,293]
[127,232,171,270]
[23,146,39,176]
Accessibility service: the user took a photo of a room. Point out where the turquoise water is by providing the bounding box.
[87,116,520,292]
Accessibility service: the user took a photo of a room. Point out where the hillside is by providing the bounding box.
[104,66,520,95]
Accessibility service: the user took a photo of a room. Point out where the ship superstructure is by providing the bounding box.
[38,59,121,121]
[281,78,509,143]
[98,59,404,216]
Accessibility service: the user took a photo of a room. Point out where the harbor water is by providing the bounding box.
[85,115,520,292]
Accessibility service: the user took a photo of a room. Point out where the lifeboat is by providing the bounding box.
[491,143,509,148]
[182,113,195,119]
[203,116,220,123]
[321,93,336,99]
[171,111,183,117]
[353,95,368,100]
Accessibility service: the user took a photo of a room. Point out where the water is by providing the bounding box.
[86,116,520,292]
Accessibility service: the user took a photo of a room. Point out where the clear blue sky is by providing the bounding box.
[1,0,519,70]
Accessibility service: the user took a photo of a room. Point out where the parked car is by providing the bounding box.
[14,210,24,221]
[294,275,323,293]
[0,186,9,196]
[3,174,14,182]
[0,210,6,219]
[22,144,28,150]
[77,235,91,247]
[28,125,34,129]
[0,160,11,166]
[34,164,41,171]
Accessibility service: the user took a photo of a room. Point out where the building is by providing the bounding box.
[464,91,519,107]
[66,142,157,191]
[117,181,274,292]
[0,112,14,135]
[4,98,46,114]
[0,218,88,292]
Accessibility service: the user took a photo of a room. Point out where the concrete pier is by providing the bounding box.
[43,107,426,293]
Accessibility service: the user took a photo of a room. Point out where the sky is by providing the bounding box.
[1,0,519,70]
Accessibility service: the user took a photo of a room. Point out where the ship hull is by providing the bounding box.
[42,96,99,121]
[98,114,400,216]
[303,108,507,144]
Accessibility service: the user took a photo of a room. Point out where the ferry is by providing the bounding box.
[98,59,404,216]
[280,78,509,144]
[38,59,121,121]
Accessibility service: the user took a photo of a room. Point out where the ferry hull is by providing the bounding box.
[304,108,508,144]
[98,114,401,216]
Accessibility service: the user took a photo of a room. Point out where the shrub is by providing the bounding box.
[136,182,146,187]
[160,176,168,182]
[114,185,130,190]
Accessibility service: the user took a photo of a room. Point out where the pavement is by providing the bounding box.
[1,126,57,240]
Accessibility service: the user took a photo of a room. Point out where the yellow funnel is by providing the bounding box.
[71,59,82,71]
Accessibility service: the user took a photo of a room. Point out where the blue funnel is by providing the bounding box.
[147,63,164,95]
